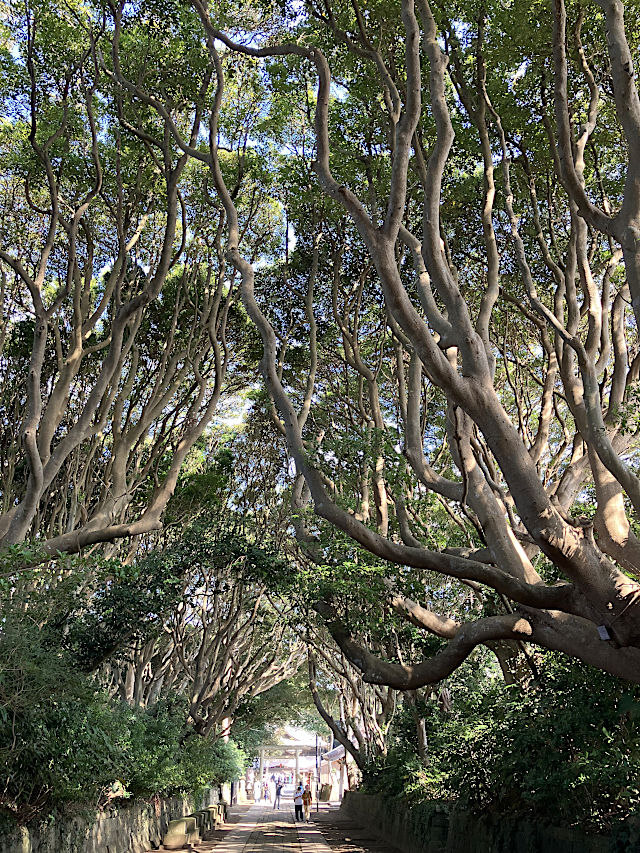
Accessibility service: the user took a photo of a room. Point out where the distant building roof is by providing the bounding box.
[278,725,318,747]
[321,745,345,763]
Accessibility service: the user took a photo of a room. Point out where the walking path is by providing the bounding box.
[146,797,400,852]
[311,804,403,853]
[206,801,330,852]
[149,800,332,853]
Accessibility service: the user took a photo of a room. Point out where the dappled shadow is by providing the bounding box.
[144,801,403,853]
[183,803,301,851]
[311,804,402,853]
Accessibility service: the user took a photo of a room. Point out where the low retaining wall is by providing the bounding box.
[0,788,219,853]
[341,791,640,853]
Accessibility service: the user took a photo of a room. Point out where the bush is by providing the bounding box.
[121,702,247,796]
[0,619,245,824]
[362,653,640,830]
[0,546,253,826]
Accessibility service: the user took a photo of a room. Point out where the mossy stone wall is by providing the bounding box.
[341,791,640,853]
[0,788,218,853]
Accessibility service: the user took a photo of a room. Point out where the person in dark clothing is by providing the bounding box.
[273,781,283,809]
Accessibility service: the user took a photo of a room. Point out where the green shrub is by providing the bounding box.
[0,620,245,824]
[363,654,640,830]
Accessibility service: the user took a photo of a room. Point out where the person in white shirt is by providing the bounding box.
[293,784,304,821]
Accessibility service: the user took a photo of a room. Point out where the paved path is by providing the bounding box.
[159,800,332,852]
[147,798,398,852]
[219,801,331,852]
[311,804,403,853]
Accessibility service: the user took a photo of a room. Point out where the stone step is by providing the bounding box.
[162,815,201,850]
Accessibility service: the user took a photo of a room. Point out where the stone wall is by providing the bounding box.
[0,788,219,853]
[341,791,640,853]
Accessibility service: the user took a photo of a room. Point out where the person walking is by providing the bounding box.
[302,784,313,822]
[273,780,283,809]
[293,784,304,821]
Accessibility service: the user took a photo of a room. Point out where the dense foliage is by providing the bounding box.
[0,609,245,824]
[363,654,640,830]
[0,452,297,826]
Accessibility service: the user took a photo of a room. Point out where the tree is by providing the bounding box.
[231,675,330,758]
[308,643,396,772]
[0,0,276,559]
[188,0,640,686]
[103,523,304,736]
[5,0,640,693]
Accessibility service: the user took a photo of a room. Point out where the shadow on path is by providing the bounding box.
[144,800,401,852]
[311,803,403,853]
